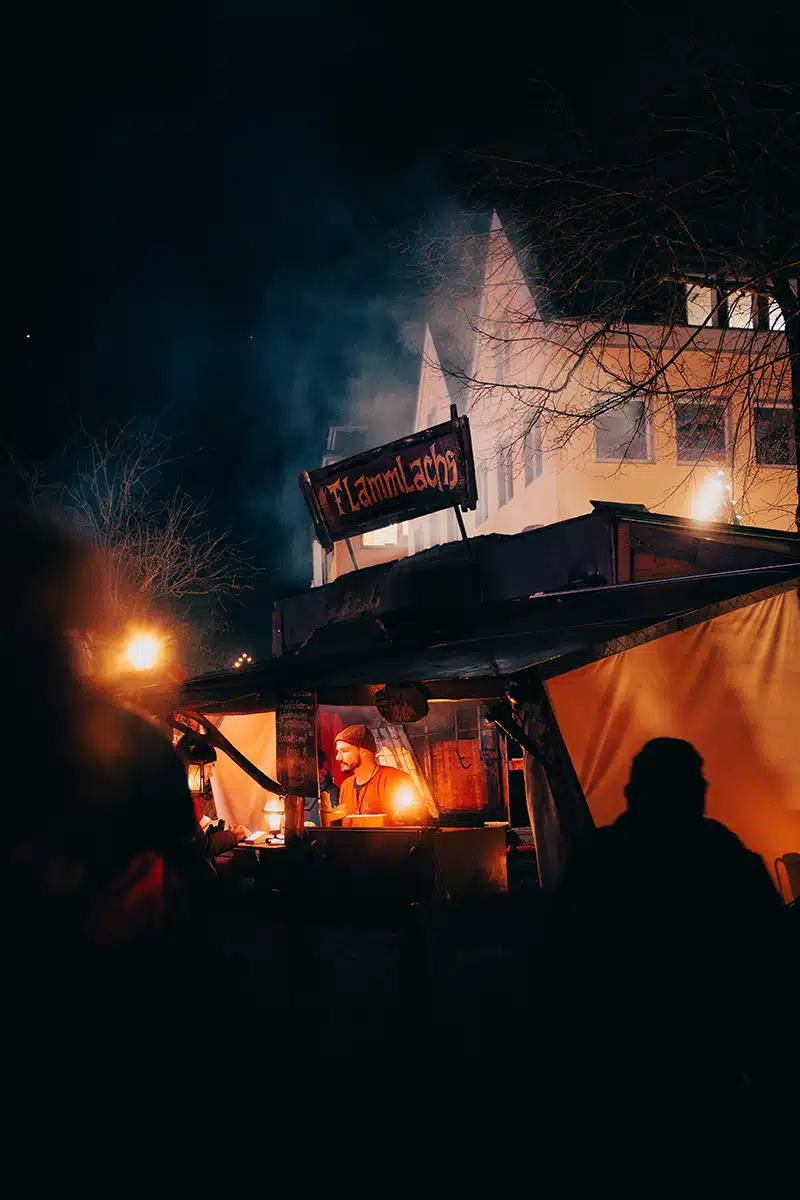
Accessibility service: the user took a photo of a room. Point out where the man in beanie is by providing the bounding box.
[329,724,423,824]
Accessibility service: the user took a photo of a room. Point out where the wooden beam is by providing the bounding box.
[173,711,283,795]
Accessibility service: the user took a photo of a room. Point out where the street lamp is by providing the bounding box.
[233,652,254,669]
[691,470,741,524]
[125,632,162,671]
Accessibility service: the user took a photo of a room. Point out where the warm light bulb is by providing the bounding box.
[691,471,731,522]
[125,633,161,671]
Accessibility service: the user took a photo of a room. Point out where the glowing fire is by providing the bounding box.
[125,633,161,671]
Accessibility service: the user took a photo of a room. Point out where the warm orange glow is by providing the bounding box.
[392,783,423,821]
[394,785,416,811]
[263,794,284,836]
[691,470,735,523]
[186,763,204,795]
[125,633,161,671]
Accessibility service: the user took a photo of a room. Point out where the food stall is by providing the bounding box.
[137,407,800,904]
[136,547,800,906]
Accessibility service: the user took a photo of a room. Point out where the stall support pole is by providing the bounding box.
[283,795,305,843]
[345,538,359,571]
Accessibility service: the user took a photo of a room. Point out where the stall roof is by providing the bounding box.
[276,502,800,652]
[135,561,800,715]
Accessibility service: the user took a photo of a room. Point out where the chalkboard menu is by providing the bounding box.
[276,689,319,798]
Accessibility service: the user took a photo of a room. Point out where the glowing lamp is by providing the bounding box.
[176,735,217,797]
[691,470,737,524]
[392,783,422,823]
[125,633,161,671]
[262,795,285,839]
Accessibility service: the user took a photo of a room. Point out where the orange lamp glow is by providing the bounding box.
[125,633,161,671]
[263,795,285,837]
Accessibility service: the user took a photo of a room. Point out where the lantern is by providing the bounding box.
[262,794,285,840]
[176,735,218,797]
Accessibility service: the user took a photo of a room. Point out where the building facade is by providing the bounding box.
[314,213,797,582]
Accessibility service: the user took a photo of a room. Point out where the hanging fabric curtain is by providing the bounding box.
[374,721,439,817]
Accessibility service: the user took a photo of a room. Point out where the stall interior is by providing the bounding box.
[200,700,509,837]
[318,701,506,828]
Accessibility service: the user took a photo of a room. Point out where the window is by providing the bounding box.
[476,464,489,526]
[727,289,755,329]
[595,400,650,462]
[769,299,786,331]
[523,422,542,484]
[675,401,728,462]
[363,525,398,547]
[755,405,795,466]
[494,325,510,384]
[497,445,514,507]
[685,284,716,326]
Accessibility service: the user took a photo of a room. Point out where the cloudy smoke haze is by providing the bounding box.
[4,2,791,660]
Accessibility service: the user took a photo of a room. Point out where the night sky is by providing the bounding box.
[4,3,798,660]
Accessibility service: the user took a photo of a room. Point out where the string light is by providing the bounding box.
[233,652,254,669]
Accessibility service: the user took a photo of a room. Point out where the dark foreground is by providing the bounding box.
[7,880,798,1197]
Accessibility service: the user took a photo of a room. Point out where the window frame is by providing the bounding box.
[684,283,718,328]
[494,323,510,385]
[754,403,796,468]
[497,444,515,508]
[675,399,730,464]
[594,398,652,464]
[523,421,543,485]
[475,464,489,526]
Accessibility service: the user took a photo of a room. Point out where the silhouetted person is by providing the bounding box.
[538,738,789,1186]
[2,507,216,1151]
[2,509,204,958]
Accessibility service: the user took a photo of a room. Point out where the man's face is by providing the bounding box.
[335,740,361,773]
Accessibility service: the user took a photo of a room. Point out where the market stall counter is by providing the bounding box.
[227,822,508,905]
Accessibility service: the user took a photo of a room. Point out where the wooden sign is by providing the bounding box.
[375,684,429,725]
[299,405,477,551]
[276,690,319,798]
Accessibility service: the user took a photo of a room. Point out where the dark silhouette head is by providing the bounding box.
[625,738,707,822]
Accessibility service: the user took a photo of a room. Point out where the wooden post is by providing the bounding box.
[283,795,305,843]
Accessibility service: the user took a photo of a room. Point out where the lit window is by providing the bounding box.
[755,405,795,466]
[524,422,542,484]
[768,299,786,331]
[497,445,514,507]
[676,401,728,462]
[363,525,398,547]
[727,290,754,329]
[596,400,649,462]
[685,284,715,326]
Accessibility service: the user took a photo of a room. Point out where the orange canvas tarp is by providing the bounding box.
[545,590,800,873]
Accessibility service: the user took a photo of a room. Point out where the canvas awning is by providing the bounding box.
[136,561,800,714]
